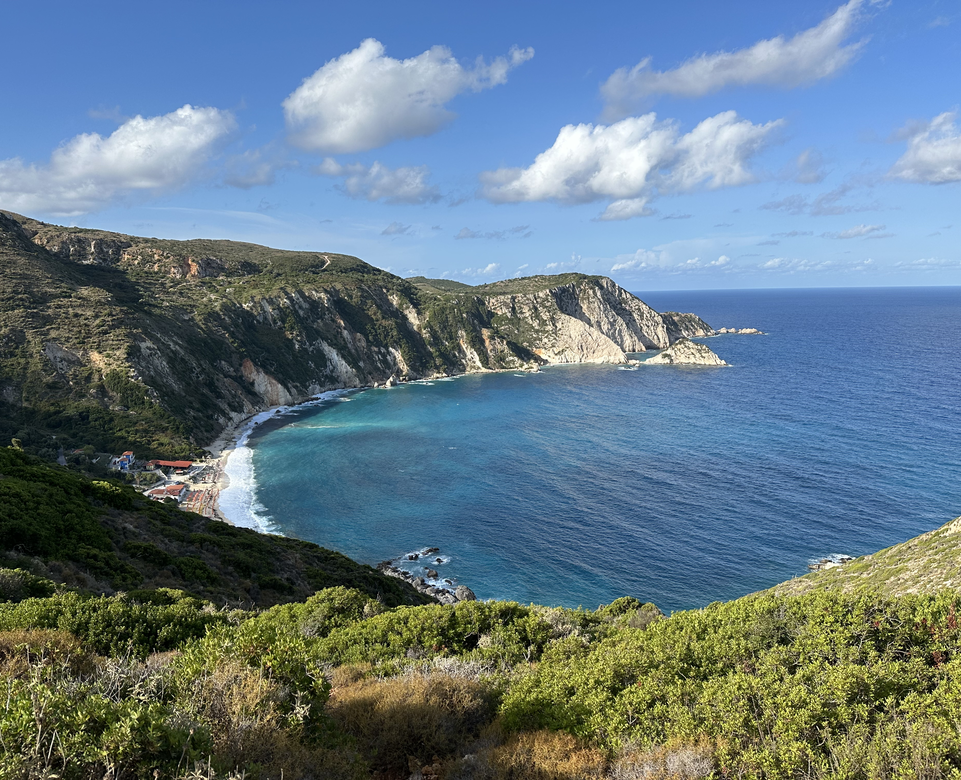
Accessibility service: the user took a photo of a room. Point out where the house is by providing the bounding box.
[146,483,187,502]
[118,451,135,470]
[146,460,193,472]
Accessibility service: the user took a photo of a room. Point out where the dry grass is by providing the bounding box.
[0,629,98,678]
[611,738,714,780]
[327,672,496,773]
[446,729,608,780]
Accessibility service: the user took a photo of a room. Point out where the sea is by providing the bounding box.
[218,287,961,613]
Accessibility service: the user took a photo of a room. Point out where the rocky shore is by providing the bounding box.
[643,338,729,366]
[377,547,477,605]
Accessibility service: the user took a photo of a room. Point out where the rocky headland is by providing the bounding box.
[0,211,716,459]
[642,337,728,366]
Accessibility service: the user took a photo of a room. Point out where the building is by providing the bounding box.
[146,483,187,502]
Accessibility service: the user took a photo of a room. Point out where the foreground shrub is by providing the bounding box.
[326,672,496,773]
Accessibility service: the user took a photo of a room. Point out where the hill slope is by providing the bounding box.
[0,446,431,608]
[774,513,961,597]
[0,212,712,460]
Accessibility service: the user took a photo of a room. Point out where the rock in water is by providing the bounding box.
[455,585,477,601]
[644,338,728,366]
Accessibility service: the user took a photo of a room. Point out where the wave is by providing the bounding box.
[218,389,355,531]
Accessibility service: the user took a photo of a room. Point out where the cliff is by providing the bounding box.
[642,337,728,366]
[0,212,713,459]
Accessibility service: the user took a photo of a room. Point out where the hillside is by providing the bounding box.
[774,513,961,598]
[0,211,712,461]
[0,446,430,609]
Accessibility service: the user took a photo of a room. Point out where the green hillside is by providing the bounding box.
[774,514,961,598]
[0,447,430,609]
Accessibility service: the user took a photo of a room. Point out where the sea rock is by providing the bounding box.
[644,338,728,366]
[717,327,765,335]
[426,568,438,579]
[455,585,477,601]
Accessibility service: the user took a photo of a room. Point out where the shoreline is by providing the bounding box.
[205,366,546,528]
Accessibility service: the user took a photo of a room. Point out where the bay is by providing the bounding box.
[229,287,961,612]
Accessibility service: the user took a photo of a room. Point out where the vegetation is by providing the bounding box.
[0,447,430,608]
[0,212,565,461]
[6,560,961,778]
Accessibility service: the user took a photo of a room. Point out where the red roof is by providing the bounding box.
[147,483,186,498]
[121,451,134,457]
[150,460,193,469]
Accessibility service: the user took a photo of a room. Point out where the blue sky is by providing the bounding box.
[1,0,959,290]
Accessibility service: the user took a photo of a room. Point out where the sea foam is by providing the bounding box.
[218,389,352,531]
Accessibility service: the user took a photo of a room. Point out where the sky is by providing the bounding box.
[1,0,959,290]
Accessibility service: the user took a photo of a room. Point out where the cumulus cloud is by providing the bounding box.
[821,223,886,239]
[455,225,531,240]
[284,39,534,154]
[889,111,961,183]
[458,263,502,277]
[480,111,782,220]
[315,159,440,204]
[0,105,236,215]
[601,0,867,116]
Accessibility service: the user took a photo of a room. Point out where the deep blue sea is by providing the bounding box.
[220,287,961,613]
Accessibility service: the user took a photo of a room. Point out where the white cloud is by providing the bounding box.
[0,105,236,216]
[601,0,867,117]
[479,111,782,220]
[316,159,440,204]
[284,38,534,153]
[459,263,502,277]
[793,148,829,183]
[896,257,961,269]
[760,181,879,216]
[611,249,732,274]
[889,111,961,183]
[223,146,293,189]
[822,223,885,239]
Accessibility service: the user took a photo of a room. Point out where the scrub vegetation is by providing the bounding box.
[5,444,961,777]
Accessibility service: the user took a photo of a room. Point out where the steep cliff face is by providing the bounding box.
[481,276,712,363]
[0,212,716,457]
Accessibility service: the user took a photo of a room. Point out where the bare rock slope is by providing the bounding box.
[643,338,728,366]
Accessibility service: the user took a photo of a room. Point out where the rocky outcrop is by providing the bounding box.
[483,277,713,364]
[643,338,728,366]
[716,327,765,335]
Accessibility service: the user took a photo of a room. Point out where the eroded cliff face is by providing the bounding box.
[0,212,717,453]
[483,276,712,364]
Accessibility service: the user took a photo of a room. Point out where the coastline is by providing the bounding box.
[205,366,542,529]
[208,388,361,530]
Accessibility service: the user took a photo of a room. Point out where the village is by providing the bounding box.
[108,450,224,518]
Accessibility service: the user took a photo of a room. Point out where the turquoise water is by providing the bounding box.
[229,287,961,612]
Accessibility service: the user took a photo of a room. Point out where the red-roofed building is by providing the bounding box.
[146,483,187,502]
[147,460,193,470]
